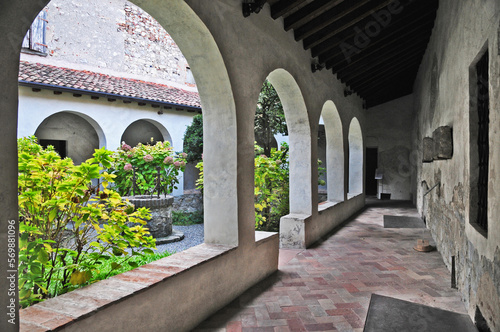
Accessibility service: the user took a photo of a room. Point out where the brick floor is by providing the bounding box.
[194,200,467,332]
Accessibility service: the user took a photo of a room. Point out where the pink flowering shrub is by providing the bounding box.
[143,154,154,162]
[108,141,187,196]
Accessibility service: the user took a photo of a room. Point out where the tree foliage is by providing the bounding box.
[183,114,203,163]
[255,80,287,157]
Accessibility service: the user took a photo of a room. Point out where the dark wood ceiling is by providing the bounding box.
[265,0,439,108]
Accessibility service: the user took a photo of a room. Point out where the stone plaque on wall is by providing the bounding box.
[423,137,434,162]
[433,126,453,159]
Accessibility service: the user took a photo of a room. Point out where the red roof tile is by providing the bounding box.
[18,61,201,109]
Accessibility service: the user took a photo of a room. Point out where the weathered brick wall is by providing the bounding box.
[33,0,192,86]
[119,3,190,84]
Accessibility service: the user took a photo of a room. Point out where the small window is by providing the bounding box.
[475,49,489,234]
[186,67,196,85]
[22,10,48,55]
[39,139,67,159]
[469,47,489,236]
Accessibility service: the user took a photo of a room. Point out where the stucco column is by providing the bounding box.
[1,12,23,332]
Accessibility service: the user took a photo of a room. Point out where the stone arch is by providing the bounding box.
[10,0,237,247]
[321,101,344,202]
[348,117,364,196]
[267,69,312,215]
[121,119,172,147]
[34,111,105,164]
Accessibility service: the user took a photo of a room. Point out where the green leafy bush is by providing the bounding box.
[172,211,204,225]
[17,136,156,307]
[108,140,186,196]
[254,143,289,231]
[196,143,289,232]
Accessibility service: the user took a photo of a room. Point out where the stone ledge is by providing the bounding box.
[347,192,363,200]
[255,231,278,245]
[318,200,343,213]
[20,243,236,332]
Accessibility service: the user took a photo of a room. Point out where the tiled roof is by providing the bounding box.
[18,61,201,109]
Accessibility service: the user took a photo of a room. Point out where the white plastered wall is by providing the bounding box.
[17,87,193,195]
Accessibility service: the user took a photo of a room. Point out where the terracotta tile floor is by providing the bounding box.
[194,200,468,332]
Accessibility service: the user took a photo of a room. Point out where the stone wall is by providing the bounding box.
[23,0,192,87]
[412,1,500,329]
[365,94,414,200]
[119,3,190,84]
[172,191,203,214]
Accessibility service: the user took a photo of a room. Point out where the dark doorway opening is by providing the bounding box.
[366,147,378,196]
[39,139,67,159]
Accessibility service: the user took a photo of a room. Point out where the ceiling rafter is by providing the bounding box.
[318,10,436,64]
[344,51,424,85]
[303,0,396,50]
[293,0,370,40]
[271,0,307,19]
[326,28,432,71]
[309,0,434,58]
[284,0,345,31]
[265,0,439,108]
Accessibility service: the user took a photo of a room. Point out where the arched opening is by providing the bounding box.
[10,0,238,247]
[34,111,104,164]
[320,101,344,203]
[121,119,171,147]
[267,69,312,216]
[348,117,363,197]
[253,79,288,232]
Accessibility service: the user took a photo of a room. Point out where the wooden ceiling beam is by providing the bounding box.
[344,50,423,85]
[310,0,436,57]
[295,0,371,41]
[324,26,432,70]
[348,58,422,92]
[284,0,345,31]
[318,11,435,65]
[353,66,417,94]
[332,33,430,74]
[271,0,307,20]
[303,0,396,50]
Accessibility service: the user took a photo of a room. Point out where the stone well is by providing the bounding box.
[122,195,182,244]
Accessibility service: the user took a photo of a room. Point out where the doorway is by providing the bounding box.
[365,147,378,196]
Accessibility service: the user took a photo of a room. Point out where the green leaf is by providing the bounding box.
[30,263,42,275]
[142,249,154,255]
[69,271,92,285]
[128,261,139,268]
[37,249,49,264]
[48,208,58,222]
[110,262,122,271]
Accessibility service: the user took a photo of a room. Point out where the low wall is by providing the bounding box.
[280,194,365,249]
[20,234,279,332]
[307,194,365,247]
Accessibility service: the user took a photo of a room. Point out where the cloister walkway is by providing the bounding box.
[194,200,468,332]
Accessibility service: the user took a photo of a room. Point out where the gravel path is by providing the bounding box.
[155,224,204,254]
